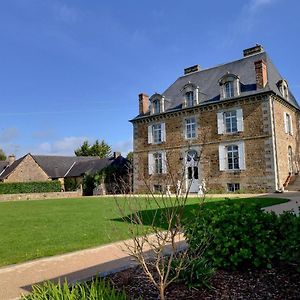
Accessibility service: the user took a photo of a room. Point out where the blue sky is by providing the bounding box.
[0,0,299,158]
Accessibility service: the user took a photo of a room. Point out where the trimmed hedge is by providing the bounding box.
[0,181,61,194]
[184,202,300,270]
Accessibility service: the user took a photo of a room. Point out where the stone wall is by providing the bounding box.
[4,154,49,182]
[133,94,281,193]
[272,96,300,188]
[0,190,82,202]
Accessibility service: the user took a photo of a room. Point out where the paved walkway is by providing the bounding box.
[0,192,299,300]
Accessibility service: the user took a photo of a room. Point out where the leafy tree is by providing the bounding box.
[126,151,133,162]
[75,140,112,158]
[0,149,6,161]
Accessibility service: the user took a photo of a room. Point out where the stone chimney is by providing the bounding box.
[113,151,121,159]
[7,154,15,166]
[243,44,264,57]
[254,59,268,89]
[139,93,149,115]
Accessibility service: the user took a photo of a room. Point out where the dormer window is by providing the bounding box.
[181,82,199,108]
[150,93,165,115]
[153,99,161,114]
[219,73,240,100]
[224,81,234,98]
[277,80,289,99]
[185,91,194,107]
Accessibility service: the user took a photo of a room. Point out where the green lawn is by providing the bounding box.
[0,196,287,267]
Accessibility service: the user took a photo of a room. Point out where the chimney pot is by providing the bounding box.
[184,65,201,75]
[113,151,121,159]
[138,93,149,115]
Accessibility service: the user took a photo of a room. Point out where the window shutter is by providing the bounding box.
[217,112,224,134]
[148,153,154,175]
[218,144,226,171]
[236,108,244,132]
[290,116,293,135]
[284,113,288,134]
[162,151,167,174]
[161,123,166,142]
[238,142,246,170]
[148,125,153,144]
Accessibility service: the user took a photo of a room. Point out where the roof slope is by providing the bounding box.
[32,155,97,178]
[0,155,26,180]
[132,51,299,120]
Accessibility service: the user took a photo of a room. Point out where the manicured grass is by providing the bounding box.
[0,196,287,267]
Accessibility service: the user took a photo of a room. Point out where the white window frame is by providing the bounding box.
[148,151,167,175]
[185,117,196,139]
[284,112,293,135]
[148,123,166,144]
[185,91,194,107]
[224,81,234,98]
[219,141,245,171]
[153,99,161,114]
[224,110,238,133]
[217,108,243,134]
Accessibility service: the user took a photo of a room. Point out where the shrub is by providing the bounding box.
[21,277,128,300]
[0,181,61,194]
[64,178,80,192]
[184,202,280,270]
[170,257,215,289]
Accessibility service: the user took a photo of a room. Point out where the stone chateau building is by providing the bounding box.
[130,45,300,193]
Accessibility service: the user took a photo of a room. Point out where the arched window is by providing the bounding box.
[219,73,240,99]
[153,99,161,114]
[277,80,289,99]
[185,91,194,107]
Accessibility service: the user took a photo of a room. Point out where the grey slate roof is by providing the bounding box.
[32,155,99,178]
[0,155,26,180]
[0,161,9,176]
[131,51,299,121]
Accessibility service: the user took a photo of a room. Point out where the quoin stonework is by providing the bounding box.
[130,45,300,194]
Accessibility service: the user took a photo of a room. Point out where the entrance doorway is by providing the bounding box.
[186,150,199,193]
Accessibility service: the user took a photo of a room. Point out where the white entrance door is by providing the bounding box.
[186,150,199,193]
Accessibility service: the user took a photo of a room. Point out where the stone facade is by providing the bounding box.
[131,47,300,194]
[4,154,49,183]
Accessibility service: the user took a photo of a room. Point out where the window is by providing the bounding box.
[153,124,162,143]
[224,81,234,98]
[148,123,166,144]
[224,110,237,133]
[227,145,239,170]
[185,91,194,107]
[227,183,240,192]
[219,141,245,171]
[277,80,289,99]
[217,108,243,134]
[284,112,293,135]
[219,74,240,100]
[148,151,167,174]
[185,117,196,139]
[153,99,161,114]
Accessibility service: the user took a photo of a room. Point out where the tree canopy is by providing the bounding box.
[74,140,112,158]
[0,149,6,161]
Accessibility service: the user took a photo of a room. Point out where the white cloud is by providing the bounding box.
[0,127,19,143]
[35,136,88,156]
[112,139,133,156]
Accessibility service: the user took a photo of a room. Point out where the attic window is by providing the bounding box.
[185,91,194,107]
[153,99,161,114]
[277,80,289,99]
[182,82,199,107]
[150,94,165,114]
[219,73,240,100]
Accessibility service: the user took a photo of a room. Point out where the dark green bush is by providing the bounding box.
[64,178,80,192]
[21,277,128,300]
[0,181,61,194]
[184,202,300,270]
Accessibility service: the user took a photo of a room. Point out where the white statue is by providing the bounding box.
[166,185,171,196]
[176,180,182,196]
[198,179,207,196]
